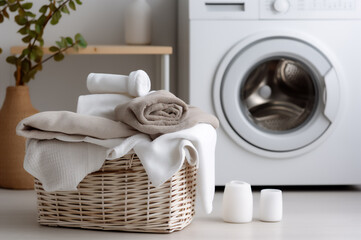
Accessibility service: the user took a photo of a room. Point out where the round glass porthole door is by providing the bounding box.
[241,57,317,133]
[219,36,340,152]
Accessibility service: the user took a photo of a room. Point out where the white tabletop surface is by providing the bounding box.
[1,186,361,240]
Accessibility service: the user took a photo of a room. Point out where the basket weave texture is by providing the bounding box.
[34,153,197,233]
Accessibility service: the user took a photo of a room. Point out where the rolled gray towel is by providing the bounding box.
[114,90,219,135]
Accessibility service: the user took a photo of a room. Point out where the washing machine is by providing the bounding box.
[178,0,361,185]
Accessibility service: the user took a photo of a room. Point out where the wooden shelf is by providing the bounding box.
[10,44,172,91]
[10,45,173,55]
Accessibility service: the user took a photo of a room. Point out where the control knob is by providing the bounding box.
[273,0,290,13]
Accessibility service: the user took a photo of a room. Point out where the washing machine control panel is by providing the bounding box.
[262,0,361,19]
[188,0,361,20]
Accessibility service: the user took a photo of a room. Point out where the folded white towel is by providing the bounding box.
[87,70,151,97]
[23,124,216,214]
[77,94,132,120]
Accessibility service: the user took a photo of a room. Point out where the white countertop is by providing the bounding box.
[1,186,361,240]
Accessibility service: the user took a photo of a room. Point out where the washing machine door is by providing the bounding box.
[218,36,340,152]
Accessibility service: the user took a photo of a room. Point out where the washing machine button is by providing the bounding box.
[273,0,290,13]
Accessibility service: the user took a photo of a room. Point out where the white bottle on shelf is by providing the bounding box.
[124,0,152,45]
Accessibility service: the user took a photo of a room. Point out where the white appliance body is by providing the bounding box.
[178,0,361,185]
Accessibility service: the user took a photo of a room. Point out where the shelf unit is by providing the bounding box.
[10,45,173,91]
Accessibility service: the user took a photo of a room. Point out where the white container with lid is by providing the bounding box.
[222,181,253,223]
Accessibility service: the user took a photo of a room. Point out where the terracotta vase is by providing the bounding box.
[0,86,38,189]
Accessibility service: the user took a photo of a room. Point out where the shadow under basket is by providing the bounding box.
[34,153,197,233]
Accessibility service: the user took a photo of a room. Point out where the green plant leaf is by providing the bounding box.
[75,0,82,5]
[38,38,44,46]
[20,74,28,83]
[34,55,42,63]
[61,5,70,14]
[2,8,9,18]
[22,75,30,83]
[21,35,32,43]
[49,3,56,12]
[18,26,28,35]
[37,15,46,26]
[29,68,38,79]
[49,46,59,52]
[0,0,6,6]
[9,4,18,12]
[55,40,63,48]
[18,8,25,17]
[50,10,61,25]
[21,2,32,9]
[53,52,64,61]
[35,24,41,34]
[25,11,36,18]
[65,37,73,45]
[73,44,79,51]
[21,48,30,56]
[29,51,37,60]
[50,17,58,25]
[21,59,31,73]
[39,5,47,14]
[8,0,16,4]
[33,46,43,57]
[69,0,76,10]
[75,33,87,48]
[6,56,18,64]
[59,37,67,47]
[29,30,37,38]
[15,15,27,25]
[78,40,87,48]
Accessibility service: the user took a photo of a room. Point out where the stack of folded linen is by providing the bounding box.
[16,70,219,214]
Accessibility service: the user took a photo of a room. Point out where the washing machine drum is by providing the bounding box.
[218,36,340,152]
[242,58,318,132]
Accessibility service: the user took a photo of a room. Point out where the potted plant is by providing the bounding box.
[0,0,87,189]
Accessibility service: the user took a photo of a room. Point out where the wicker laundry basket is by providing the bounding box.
[34,153,197,233]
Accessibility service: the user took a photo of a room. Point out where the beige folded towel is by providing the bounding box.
[114,90,219,135]
[17,111,138,140]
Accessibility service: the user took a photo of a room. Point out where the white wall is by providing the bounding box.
[0,0,177,111]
